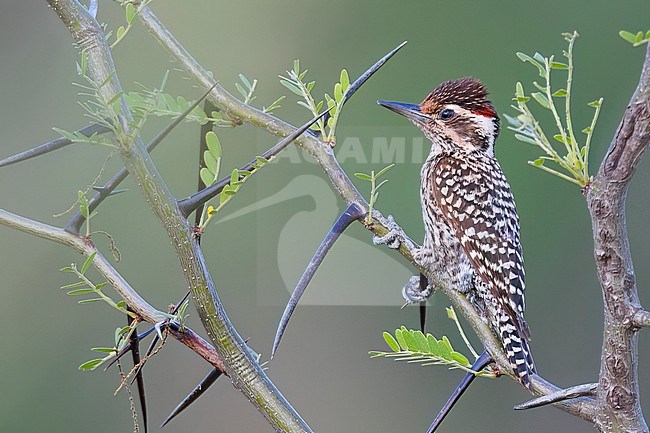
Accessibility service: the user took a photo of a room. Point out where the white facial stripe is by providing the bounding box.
[472,113,496,156]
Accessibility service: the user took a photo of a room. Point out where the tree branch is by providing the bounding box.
[133,3,601,422]
[586,42,650,433]
[47,2,313,432]
[632,309,650,328]
[0,208,226,373]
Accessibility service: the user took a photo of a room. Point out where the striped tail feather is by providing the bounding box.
[498,311,535,388]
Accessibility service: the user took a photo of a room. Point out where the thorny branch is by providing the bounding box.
[46,1,314,432]
[0,209,227,373]
[135,2,650,424]
[2,1,647,431]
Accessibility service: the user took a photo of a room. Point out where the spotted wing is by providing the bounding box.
[431,155,530,339]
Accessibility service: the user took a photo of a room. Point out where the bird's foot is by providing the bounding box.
[373,215,406,249]
[401,275,433,306]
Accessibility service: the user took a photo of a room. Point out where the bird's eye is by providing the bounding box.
[439,108,455,120]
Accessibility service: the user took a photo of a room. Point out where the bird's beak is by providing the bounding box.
[377,100,428,124]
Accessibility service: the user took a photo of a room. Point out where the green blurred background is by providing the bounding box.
[1,1,650,432]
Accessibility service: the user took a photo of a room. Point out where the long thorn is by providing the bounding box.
[419,273,428,333]
[65,82,219,234]
[178,108,332,218]
[426,350,492,433]
[272,203,365,357]
[322,41,407,125]
[160,367,223,428]
[514,383,597,410]
[0,123,111,168]
[128,313,148,433]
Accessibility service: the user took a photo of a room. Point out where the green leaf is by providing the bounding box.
[61,281,87,290]
[204,150,218,174]
[340,69,350,93]
[587,100,602,108]
[376,179,389,190]
[636,31,645,44]
[293,59,300,75]
[205,131,222,159]
[116,26,126,42]
[516,52,544,77]
[81,252,96,274]
[439,336,453,359]
[354,173,372,181]
[531,92,550,109]
[116,300,126,308]
[91,347,117,353]
[515,82,525,99]
[395,328,408,351]
[200,168,214,187]
[532,52,545,63]
[413,331,430,353]
[115,326,131,341]
[235,82,247,99]
[553,134,570,144]
[383,332,400,352]
[67,289,95,296]
[78,298,103,304]
[514,134,538,145]
[376,163,394,178]
[581,127,592,134]
[619,30,637,44]
[334,82,343,103]
[125,3,136,24]
[230,169,239,185]
[427,334,439,353]
[552,89,568,97]
[532,158,545,166]
[401,326,417,350]
[550,61,569,69]
[280,79,303,96]
[239,74,252,89]
[79,359,104,371]
[451,351,470,367]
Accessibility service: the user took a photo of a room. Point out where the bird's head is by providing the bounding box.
[378,77,500,155]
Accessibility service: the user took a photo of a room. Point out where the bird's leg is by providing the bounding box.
[402,273,434,305]
[373,214,407,249]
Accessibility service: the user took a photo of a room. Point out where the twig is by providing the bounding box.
[514,383,598,411]
[633,309,650,328]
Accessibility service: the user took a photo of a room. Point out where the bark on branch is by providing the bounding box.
[586,42,650,432]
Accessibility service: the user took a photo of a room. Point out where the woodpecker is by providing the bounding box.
[376,77,535,429]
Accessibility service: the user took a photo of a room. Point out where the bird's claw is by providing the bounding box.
[401,275,433,306]
[373,215,405,249]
